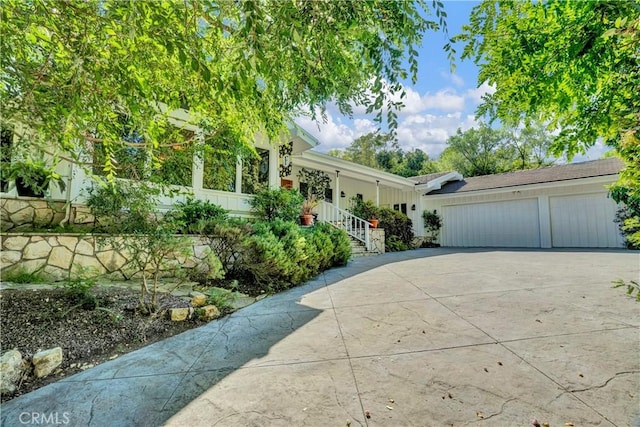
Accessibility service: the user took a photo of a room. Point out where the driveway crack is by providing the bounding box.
[569,370,640,393]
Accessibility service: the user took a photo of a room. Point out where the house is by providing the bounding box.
[0,111,625,249]
[421,158,625,248]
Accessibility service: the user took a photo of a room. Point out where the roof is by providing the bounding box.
[410,171,452,185]
[426,158,623,195]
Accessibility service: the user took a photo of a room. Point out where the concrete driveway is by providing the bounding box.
[2,249,639,426]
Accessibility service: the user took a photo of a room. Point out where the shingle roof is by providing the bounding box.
[426,158,623,195]
[410,171,451,185]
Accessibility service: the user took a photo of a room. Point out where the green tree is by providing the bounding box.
[440,125,511,177]
[338,132,394,168]
[456,0,640,241]
[509,124,554,170]
[1,0,448,180]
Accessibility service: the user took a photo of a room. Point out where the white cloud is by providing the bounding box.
[465,81,496,104]
[294,77,493,157]
[451,74,465,87]
[392,86,466,115]
[296,104,480,158]
[396,113,478,158]
[295,113,362,152]
[440,71,465,87]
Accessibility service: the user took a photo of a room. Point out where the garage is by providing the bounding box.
[550,193,624,248]
[424,159,625,249]
[441,199,540,247]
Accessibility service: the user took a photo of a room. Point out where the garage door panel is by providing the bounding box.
[550,194,623,248]
[442,199,540,247]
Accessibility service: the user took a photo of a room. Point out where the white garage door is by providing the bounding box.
[550,193,624,248]
[441,199,540,247]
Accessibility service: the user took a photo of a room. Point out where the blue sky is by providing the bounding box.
[295,1,608,162]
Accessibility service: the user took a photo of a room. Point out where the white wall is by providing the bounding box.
[423,178,624,248]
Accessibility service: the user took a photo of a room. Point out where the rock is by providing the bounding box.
[48,246,73,269]
[3,236,30,251]
[191,294,207,307]
[198,305,220,321]
[33,347,63,378]
[0,250,22,270]
[170,307,190,321]
[0,349,25,394]
[96,250,127,272]
[57,236,79,251]
[75,239,94,256]
[23,240,52,260]
[72,254,105,274]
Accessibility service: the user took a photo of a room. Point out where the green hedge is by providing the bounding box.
[233,220,351,293]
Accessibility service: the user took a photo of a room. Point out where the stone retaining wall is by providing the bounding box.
[1,196,94,232]
[0,233,211,281]
[370,229,385,254]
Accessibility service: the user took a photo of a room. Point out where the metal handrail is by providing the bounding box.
[318,201,371,251]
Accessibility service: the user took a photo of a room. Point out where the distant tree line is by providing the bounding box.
[328,122,558,178]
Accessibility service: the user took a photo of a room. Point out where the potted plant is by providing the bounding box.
[8,160,64,197]
[349,196,379,228]
[297,168,331,202]
[300,198,318,226]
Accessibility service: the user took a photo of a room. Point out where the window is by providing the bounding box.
[92,124,195,186]
[241,148,269,194]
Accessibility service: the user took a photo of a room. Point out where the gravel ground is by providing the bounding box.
[0,286,206,402]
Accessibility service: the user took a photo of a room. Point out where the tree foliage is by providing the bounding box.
[439,125,511,177]
[456,0,640,238]
[330,131,436,177]
[1,0,446,180]
[436,123,554,177]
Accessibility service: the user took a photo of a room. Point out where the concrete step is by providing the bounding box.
[349,238,380,257]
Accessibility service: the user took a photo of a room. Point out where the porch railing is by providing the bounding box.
[318,201,372,251]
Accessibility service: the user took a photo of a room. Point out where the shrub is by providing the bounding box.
[422,209,442,247]
[233,219,349,294]
[61,274,99,309]
[87,182,194,314]
[236,221,297,292]
[205,287,239,313]
[86,182,160,234]
[615,205,640,249]
[250,188,304,222]
[378,207,414,251]
[314,222,351,266]
[302,226,335,274]
[167,198,229,234]
[199,218,253,275]
[349,197,380,220]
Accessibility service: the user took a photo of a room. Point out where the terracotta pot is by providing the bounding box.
[369,219,378,228]
[300,214,313,226]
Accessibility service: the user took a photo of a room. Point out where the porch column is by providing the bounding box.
[235,155,242,194]
[269,145,279,189]
[191,131,204,192]
[335,170,340,210]
[376,180,380,207]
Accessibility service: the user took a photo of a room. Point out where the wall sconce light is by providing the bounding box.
[340,191,346,198]
[411,204,416,211]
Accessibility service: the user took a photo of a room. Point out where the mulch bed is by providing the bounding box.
[0,286,206,402]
